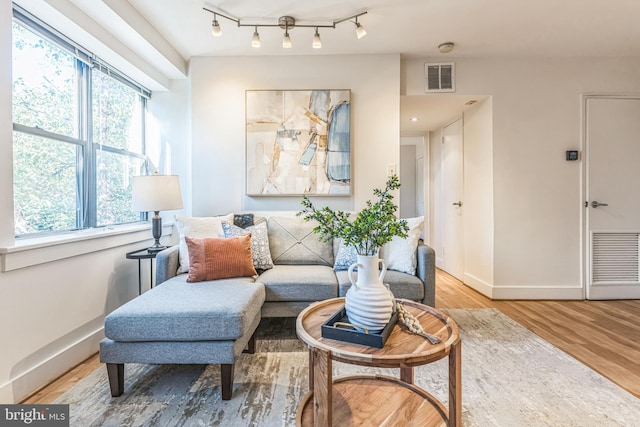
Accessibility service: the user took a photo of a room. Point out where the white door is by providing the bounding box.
[442,118,464,280]
[586,97,640,300]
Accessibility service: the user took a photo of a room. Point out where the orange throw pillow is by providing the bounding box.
[185,234,257,282]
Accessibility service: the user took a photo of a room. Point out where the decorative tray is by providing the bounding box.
[321,306,398,348]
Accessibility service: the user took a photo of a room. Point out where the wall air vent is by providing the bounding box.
[592,232,640,283]
[425,62,455,93]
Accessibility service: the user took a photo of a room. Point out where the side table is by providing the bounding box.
[296,297,461,426]
[126,248,158,295]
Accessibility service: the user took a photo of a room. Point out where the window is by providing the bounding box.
[11,7,150,237]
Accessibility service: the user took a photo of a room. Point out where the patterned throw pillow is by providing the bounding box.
[185,235,257,282]
[174,213,234,274]
[222,221,274,271]
[333,240,359,271]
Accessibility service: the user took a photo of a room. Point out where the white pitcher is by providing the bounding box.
[345,253,394,333]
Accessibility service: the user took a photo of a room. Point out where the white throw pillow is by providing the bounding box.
[381,216,424,275]
[174,213,234,273]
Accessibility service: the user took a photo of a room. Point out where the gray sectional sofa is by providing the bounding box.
[100,214,436,400]
[157,215,436,314]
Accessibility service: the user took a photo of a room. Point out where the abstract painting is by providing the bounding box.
[246,89,351,196]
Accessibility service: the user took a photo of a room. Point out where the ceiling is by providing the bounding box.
[68,0,640,132]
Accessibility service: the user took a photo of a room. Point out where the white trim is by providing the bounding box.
[492,285,583,300]
[462,273,582,300]
[1,223,174,271]
[462,273,493,298]
[0,326,104,403]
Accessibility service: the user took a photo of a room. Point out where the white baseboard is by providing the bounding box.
[491,285,583,300]
[0,327,104,403]
[462,273,583,300]
[462,273,493,298]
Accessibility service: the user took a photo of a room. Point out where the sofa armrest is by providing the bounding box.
[416,242,436,307]
[155,245,180,286]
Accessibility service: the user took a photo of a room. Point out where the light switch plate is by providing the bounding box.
[387,163,397,176]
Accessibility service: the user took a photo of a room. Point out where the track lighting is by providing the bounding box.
[211,14,222,37]
[251,26,261,48]
[312,28,322,49]
[203,8,368,49]
[354,16,367,39]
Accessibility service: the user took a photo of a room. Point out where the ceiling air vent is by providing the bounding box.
[425,62,455,93]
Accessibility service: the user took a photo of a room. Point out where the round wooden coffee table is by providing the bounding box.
[295,297,461,427]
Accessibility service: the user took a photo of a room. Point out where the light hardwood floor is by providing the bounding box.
[22,269,640,404]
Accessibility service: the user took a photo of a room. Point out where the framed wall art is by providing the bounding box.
[246,89,351,196]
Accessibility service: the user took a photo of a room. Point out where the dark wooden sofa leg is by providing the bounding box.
[106,363,124,397]
[221,364,234,400]
[243,330,257,354]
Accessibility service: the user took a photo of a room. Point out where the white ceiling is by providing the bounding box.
[126,0,640,60]
[66,0,640,132]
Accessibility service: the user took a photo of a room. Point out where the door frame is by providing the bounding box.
[582,93,640,300]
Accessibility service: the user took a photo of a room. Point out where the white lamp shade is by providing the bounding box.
[132,175,183,212]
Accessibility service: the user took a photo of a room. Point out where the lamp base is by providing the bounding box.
[147,245,168,254]
[148,212,167,253]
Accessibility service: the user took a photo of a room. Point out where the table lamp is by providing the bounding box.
[132,174,183,253]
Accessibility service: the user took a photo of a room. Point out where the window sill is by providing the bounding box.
[0,223,173,272]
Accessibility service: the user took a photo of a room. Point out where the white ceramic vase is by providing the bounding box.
[345,253,394,333]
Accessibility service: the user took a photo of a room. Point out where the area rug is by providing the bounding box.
[56,309,640,426]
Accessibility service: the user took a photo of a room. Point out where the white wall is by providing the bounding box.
[407,57,640,298]
[146,78,191,219]
[189,54,401,216]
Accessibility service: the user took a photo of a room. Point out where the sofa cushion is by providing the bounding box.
[257,265,338,302]
[335,269,424,301]
[104,276,264,342]
[175,213,234,273]
[222,220,274,271]
[186,235,257,282]
[267,217,333,266]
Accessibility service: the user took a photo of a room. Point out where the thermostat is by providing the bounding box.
[566,150,579,161]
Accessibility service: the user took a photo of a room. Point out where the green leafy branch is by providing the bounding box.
[298,175,409,256]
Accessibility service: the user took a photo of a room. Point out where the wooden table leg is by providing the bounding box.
[311,347,332,426]
[448,339,462,427]
[308,349,314,392]
[400,367,414,384]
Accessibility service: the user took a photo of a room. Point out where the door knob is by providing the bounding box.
[591,201,608,208]
[452,201,463,207]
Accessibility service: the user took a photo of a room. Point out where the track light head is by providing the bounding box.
[312,28,322,49]
[282,29,292,48]
[211,15,222,37]
[251,26,261,48]
[354,17,366,39]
